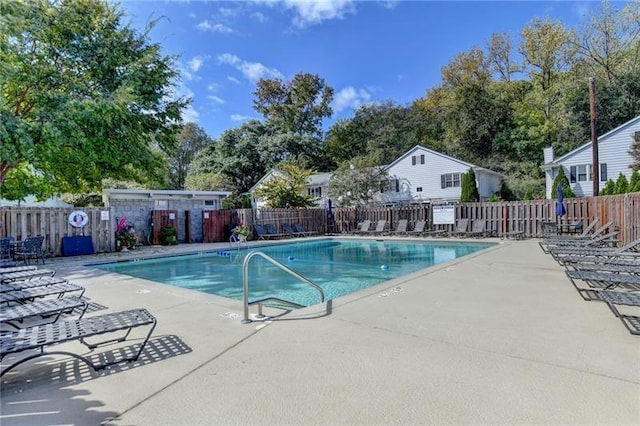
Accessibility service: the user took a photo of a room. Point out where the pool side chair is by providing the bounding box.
[407,220,426,236]
[0,282,85,305]
[294,224,317,236]
[13,235,46,265]
[463,220,486,238]
[598,290,640,335]
[0,308,157,377]
[0,296,88,329]
[254,224,272,240]
[366,220,387,235]
[452,218,469,236]
[392,219,408,235]
[355,220,372,234]
[565,270,640,300]
[283,223,297,237]
[265,223,286,239]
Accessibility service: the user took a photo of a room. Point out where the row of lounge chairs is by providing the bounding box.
[253,223,317,240]
[539,228,640,335]
[0,264,157,377]
[353,218,488,238]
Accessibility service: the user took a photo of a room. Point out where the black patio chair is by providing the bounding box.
[13,235,46,265]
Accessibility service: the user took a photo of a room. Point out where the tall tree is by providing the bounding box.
[487,33,520,82]
[328,157,389,207]
[254,162,316,208]
[168,123,212,189]
[631,130,640,170]
[573,0,640,83]
[0,0,187,199]
[460,169,480,202]
[253,72,334,137]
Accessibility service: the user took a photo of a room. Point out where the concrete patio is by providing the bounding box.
[1,238,638,425]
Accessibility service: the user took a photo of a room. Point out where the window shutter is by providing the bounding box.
[441,175,446,189]
[600,163,607,181]
[395,179,399,192]
[412,156,416,166]
[570,166,576,183]
[420,154,425,164]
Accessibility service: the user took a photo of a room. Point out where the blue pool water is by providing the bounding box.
[92,239,493,306]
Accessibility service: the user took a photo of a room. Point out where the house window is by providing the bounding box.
[411,156,416,166]
[440,173,462,188]
[420,154,425,164]
[395,179,400,192]
[600,163,607,181]
[204,199,219,209]
[416,187,423,192]
[307,187,322,198]
[569,165,592,183]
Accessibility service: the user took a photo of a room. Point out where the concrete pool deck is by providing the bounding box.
[1,237,638,425]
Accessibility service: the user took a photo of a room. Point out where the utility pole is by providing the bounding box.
[589,78,599,196]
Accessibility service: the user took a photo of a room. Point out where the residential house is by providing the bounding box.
[250,170,332,209]
[380,145,503,204]
[541,115,640,198]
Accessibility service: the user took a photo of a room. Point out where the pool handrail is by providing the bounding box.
[242,250,325,323]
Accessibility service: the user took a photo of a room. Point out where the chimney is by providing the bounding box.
[543,146,554,164]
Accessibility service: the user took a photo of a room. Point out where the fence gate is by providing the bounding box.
[202,210,232,242]
[151,210,178,245]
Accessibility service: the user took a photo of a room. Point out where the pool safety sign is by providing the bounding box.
[433,205,455,224]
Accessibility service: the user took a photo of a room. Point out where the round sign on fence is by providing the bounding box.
[68,211,89,227]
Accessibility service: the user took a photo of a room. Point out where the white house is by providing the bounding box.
[250,170,333,209]
[541,115,640,198]
[380,145,503,204]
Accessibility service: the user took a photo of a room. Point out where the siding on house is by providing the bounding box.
[382,146,502,203]
[542,115,640,198]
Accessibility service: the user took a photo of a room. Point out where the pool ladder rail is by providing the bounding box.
[241,250,325,324]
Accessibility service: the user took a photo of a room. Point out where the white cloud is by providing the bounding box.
[231,114,253,122]
[332,86,371,113]
[188,56,204,72]
[227,76,241,85]
[182,104,200,123]
[208,95,225,104]
[282,0,356,28]
[197,20,233,33]
[217,53,283,82]
[252,11,268,23]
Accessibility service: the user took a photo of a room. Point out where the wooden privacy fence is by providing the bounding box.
[0,207,111,257]
[1,193,638,258]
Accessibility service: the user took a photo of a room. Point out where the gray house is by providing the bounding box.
[542,115,640,198]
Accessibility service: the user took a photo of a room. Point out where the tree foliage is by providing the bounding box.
[168,123,212,190]
[460,169,480,202]
[0,0,187,200]
[551,167,576,198]
[253,162,316,208]
[328,158,389,207]
[253,72,333,137]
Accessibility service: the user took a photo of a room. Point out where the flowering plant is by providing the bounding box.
[115,217,138,249]
[232,224,250,238]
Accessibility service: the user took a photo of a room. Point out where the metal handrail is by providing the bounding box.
[242,250,325,323]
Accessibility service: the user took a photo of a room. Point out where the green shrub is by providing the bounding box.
[600,179,615,195]
[160,225,177,245]
[614,173,628,194]
[551,167,575,198]
[460,169,479,202]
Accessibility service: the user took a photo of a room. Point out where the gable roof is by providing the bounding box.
[546,115,640,166]
[385,145,503,177]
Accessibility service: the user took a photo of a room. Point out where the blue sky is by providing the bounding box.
[119,0,596,140]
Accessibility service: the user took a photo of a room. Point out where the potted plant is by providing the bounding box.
[160,225,178,245]
[115,217,138,251]
[232,224,250,242]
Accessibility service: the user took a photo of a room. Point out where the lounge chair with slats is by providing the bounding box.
[0,308,156,376]
[294,224,317,236]
[392,219,408,235]
[407,220,426,236]
[365,220,387,235]
[599,290,640,335]
[452,218,469,237]
[0,296,88,329]
[355,220,372,234]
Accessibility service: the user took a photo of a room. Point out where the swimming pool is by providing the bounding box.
[92,239,494,306]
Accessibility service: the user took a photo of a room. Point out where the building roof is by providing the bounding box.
[543,115,640,168]
[385,145,503,177]
[103,189,231,201]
